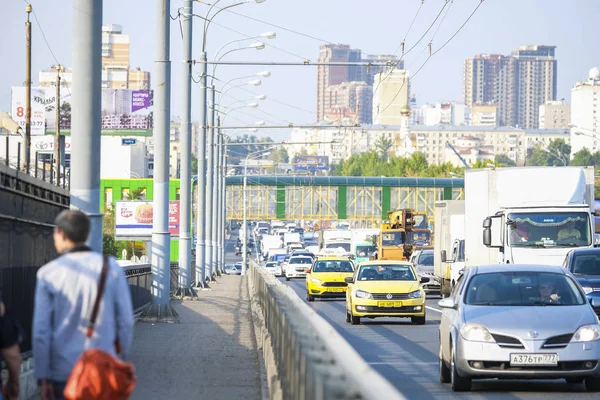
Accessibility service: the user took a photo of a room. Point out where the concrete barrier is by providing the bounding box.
[247,261,406,400]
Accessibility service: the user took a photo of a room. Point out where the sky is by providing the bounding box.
[1,0,600,142]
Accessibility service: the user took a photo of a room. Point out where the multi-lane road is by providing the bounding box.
[226,232,597,398]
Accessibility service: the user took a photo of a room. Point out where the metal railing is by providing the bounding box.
[248,261,406,400]
[121,262,180,311]
[1,137,70,189]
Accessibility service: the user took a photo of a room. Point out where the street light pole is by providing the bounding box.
[24,4,32,174]
[177,0,195,297]
[71,0,102,253]
[195,51,208,288]
[211,88,219,277]
[242,163,248,275]
[205,85,216,280]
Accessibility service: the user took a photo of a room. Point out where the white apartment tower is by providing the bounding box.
[570,68,600,156]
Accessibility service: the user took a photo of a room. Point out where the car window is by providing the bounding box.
[357,264,416,281]
[289,257,312,264]
[417,252,434,266]
[464,271,586,306]
[312,260,354,273]
[571,254,600,275]
[450,274,465,299]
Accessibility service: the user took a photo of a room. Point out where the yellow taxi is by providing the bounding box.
[305,256,355,302]
[345,260,428,325]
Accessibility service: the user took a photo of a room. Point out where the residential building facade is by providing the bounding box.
[570,68,600,155]
[539,100,570,129]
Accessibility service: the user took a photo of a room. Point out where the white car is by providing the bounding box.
[264,261,282,277]
[284,256,314,280]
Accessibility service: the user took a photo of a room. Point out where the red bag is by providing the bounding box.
[64,256,136,400]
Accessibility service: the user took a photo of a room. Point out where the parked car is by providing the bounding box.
[438,264,600,392]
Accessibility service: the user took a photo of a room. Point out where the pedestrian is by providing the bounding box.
[0,299,23,400]
[33,210,135,400]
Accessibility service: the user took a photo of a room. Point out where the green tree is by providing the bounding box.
[374,136,394,162]
[494,154,516,167]
[269,148,289,163]
[526,145,551,166]
[103,234,119,257]
[547,139,571,166]
[570,148,595,166]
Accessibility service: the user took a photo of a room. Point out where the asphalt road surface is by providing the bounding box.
[226,228,598,398]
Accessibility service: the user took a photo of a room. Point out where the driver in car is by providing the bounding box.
[558,220,581,241]
[539,280,561,303]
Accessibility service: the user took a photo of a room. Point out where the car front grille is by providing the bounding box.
[491,334,524,349]
[468,360,598,372]
[542,333,574,349]
[372,293,410,300]
[321,282,347,287]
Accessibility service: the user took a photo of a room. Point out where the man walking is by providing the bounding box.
[33,210,135,400]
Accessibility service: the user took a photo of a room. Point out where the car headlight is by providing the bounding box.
[460,324,494,342]
[355,290,373,299]
[408,290,422,299]
[573,324,600,342]
[583,286,593,295]
[310,277,322,284]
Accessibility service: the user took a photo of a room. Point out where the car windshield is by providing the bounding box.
[409,231,431,244]
[464,271,586,306]
[357,264,416,281]
[417,251,434,266]
[325,243,351,252]
[313,260,354,273]
[507,212,591,247]
[266,263,276,268]
[381,232,405,246]
[356,245,376,257]
[289,257,312,264]
[571,253,600,275]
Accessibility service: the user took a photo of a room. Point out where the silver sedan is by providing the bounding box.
[438,264,600,392]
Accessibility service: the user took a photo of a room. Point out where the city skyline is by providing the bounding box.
[1,0,600,142]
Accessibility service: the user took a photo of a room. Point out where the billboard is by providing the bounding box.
[293,155,329,171]
[11,86,153,135]
[115,200,180,238]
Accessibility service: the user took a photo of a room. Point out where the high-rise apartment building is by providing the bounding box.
[512,45,557,129]
[463,46,557,129]
[372,69,410,125]
[570,68,600,156]
[316,44,401,123]
[323,81,372,124]
[39,24,151,90]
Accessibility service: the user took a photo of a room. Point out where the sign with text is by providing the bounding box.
[293,155,329,171]
[11,86,153,135]
[115,200,180,238]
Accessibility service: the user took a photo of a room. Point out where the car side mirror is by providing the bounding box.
[591,298,599,308]
[344,276,354,284]
[304,269,311,273]
[420,277,430,284]
[438,298,457,309]
[440,250,447,263]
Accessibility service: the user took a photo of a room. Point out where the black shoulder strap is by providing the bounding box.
[86,256,109,338]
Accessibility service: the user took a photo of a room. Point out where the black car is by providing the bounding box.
[563,248,600,315]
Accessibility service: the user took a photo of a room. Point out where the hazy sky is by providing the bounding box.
[2,0,600,141]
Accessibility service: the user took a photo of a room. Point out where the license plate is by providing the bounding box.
[377,301,403,307]
[510,353,558,366]
[328,288,345,293]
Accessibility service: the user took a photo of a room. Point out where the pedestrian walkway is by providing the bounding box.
[129,275,263,399]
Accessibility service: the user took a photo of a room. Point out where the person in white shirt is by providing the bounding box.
[33,210,134,400]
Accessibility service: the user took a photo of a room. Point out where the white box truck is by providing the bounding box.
[466,166,595,267]
[434,200,465,297]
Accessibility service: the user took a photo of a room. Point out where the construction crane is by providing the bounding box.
[445,141,470,169]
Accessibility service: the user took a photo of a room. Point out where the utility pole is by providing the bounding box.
[211,90,219,276]
[220,123,227,273]
[177,0,195,297]
[214,124,222,275]
[143,0,174,318]
[71,0,102,252]
[54,65,62,183]
[195,52,208,288]
[205,86,215,280]
[24,4,32,174]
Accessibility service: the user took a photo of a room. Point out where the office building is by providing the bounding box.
[570,68,600,155]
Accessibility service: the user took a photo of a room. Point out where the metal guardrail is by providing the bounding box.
[121,262,179,310]
[248,261,406,400]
